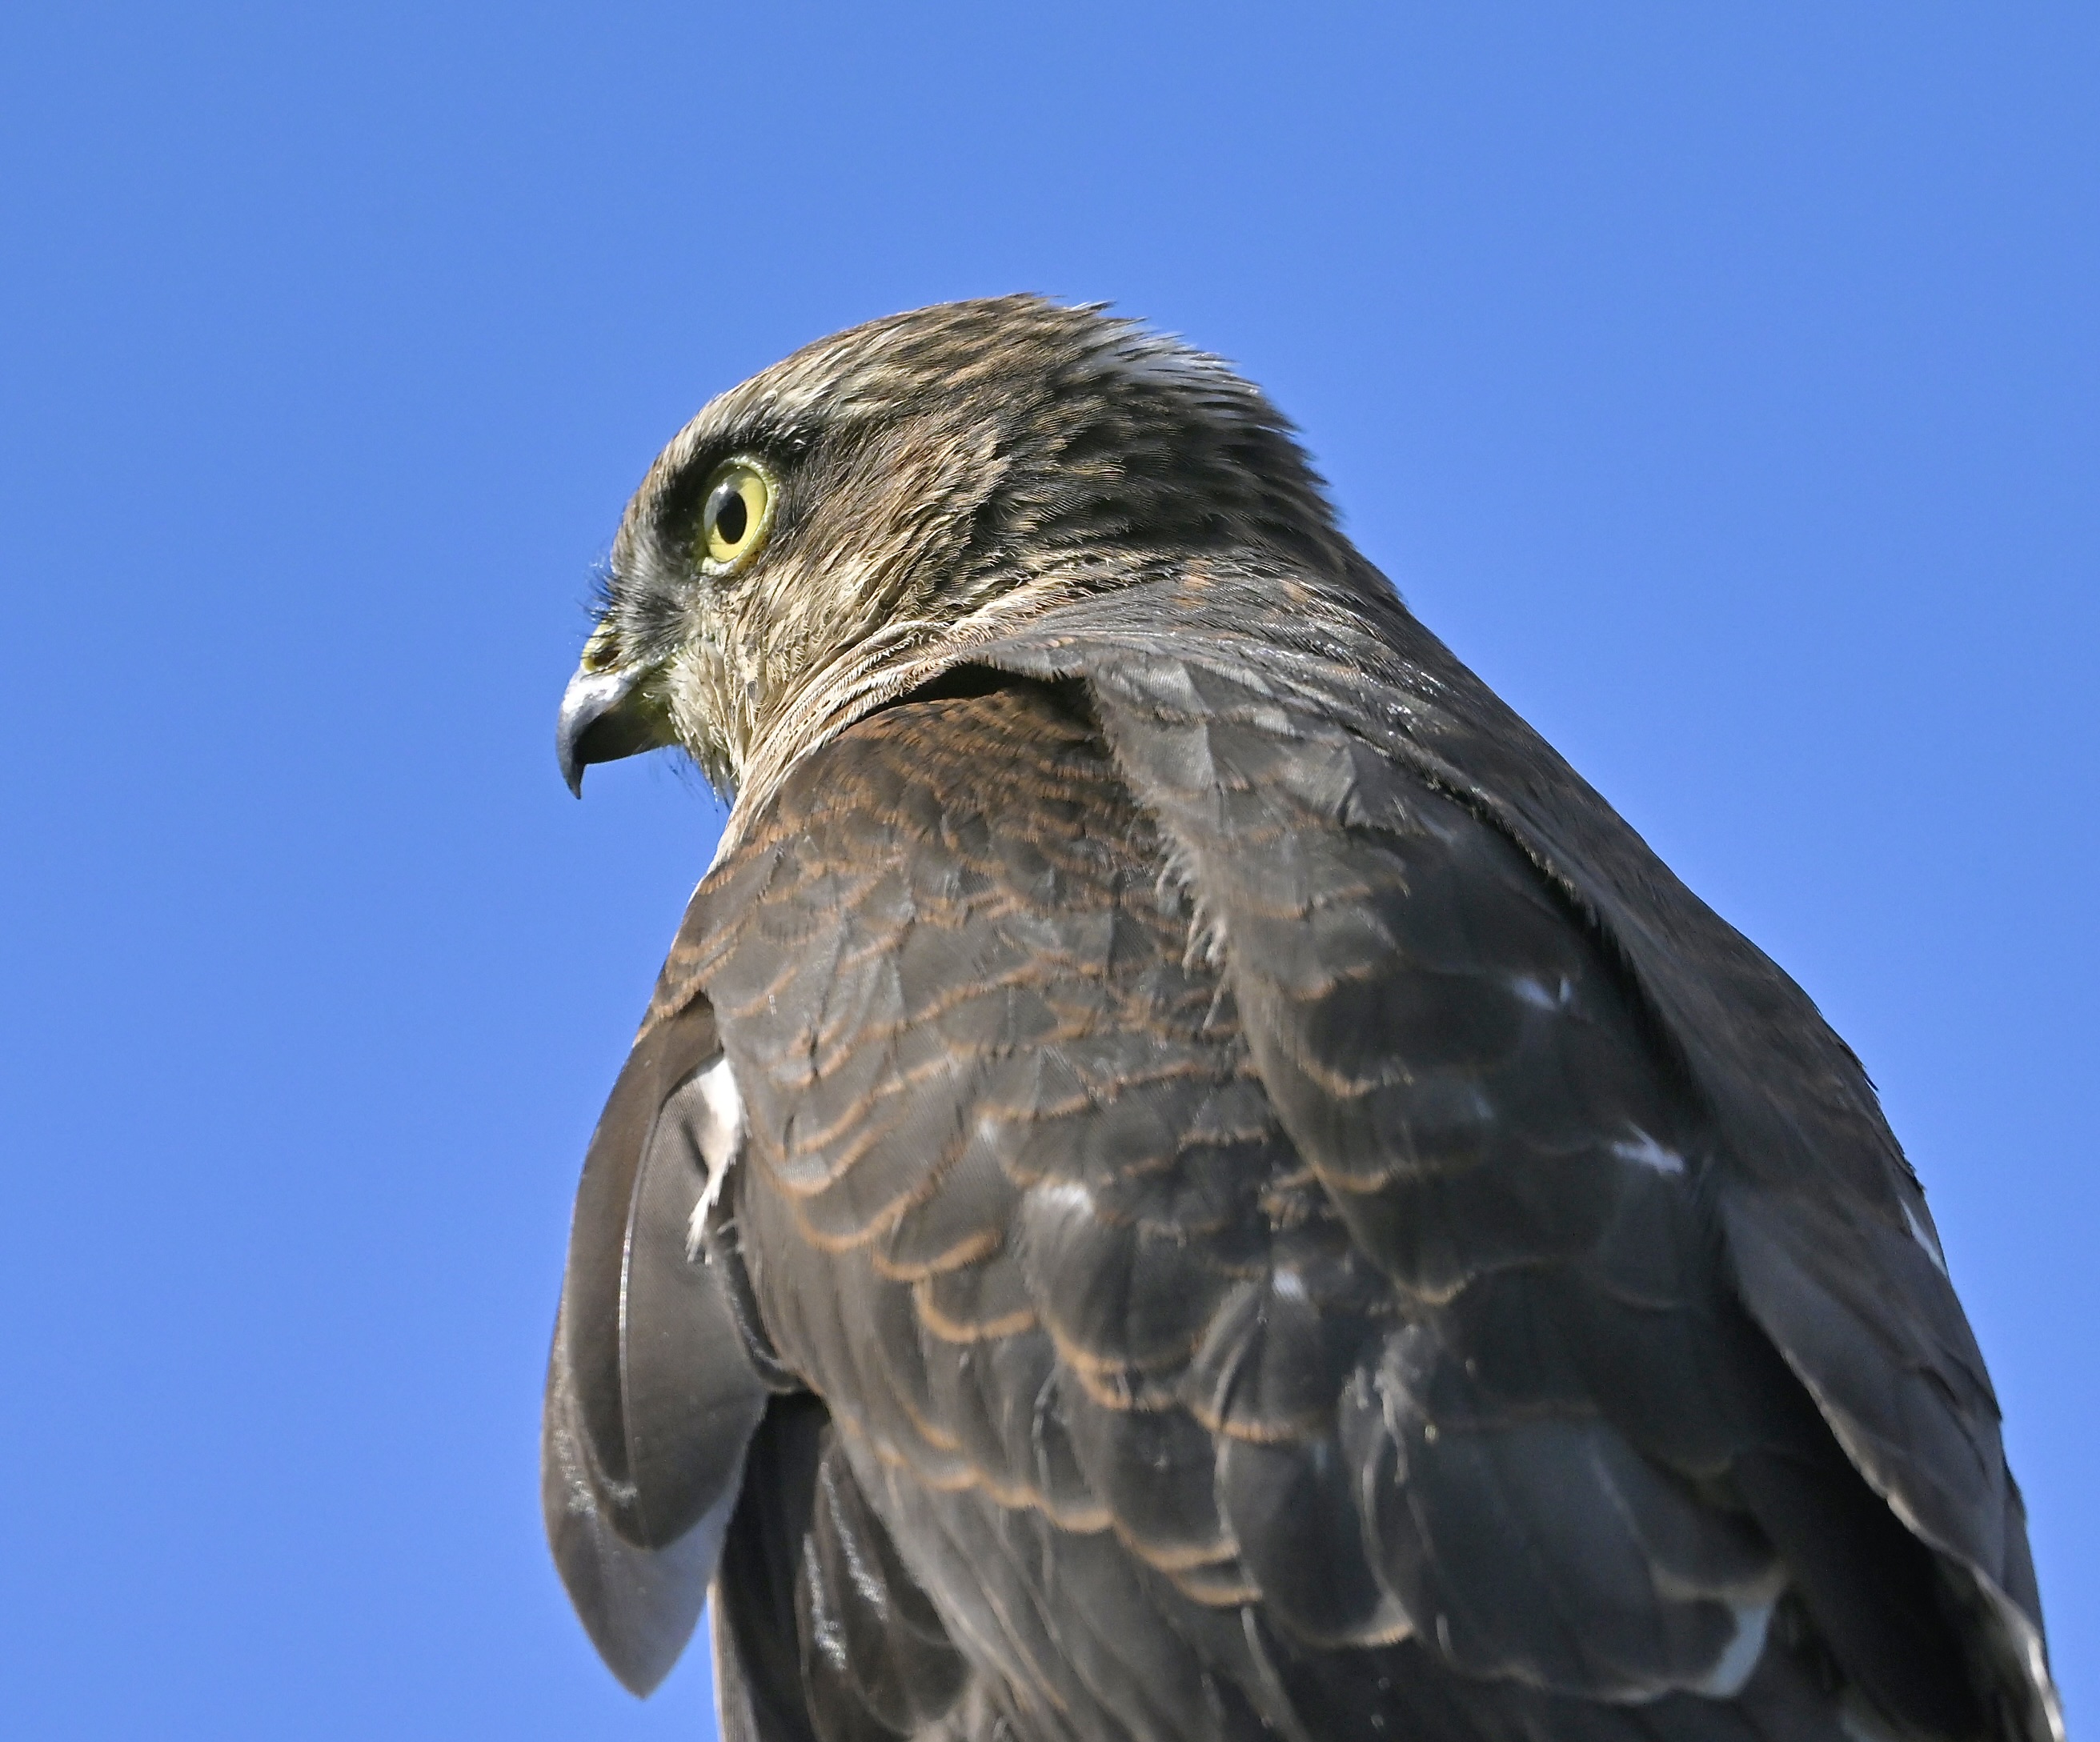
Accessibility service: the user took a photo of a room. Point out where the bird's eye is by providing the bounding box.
[698,459,775,575]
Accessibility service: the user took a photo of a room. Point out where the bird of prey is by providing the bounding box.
[544,297,2060,1742]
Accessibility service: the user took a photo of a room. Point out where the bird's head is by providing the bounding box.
[557,295,1347,802]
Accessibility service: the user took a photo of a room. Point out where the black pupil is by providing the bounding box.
[712,484,748,547]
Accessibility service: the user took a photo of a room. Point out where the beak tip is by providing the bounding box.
[559,661,663,797]
[556,727,587,798]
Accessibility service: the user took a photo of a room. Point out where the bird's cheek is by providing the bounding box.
[663,655,747,790]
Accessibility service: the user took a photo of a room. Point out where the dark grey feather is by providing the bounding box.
[543,993,771,1692]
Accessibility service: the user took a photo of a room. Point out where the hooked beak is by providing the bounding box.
[557,662,672,796]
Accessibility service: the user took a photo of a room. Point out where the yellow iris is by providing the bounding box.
[698,459,775,573]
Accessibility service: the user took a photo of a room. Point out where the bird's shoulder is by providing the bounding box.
[655,570,2049,1739]
[680,661,1800,1725]
[960,565,2052,1736]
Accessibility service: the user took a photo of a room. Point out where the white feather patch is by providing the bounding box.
[1901,1196,1951,1279]
[1611,1125,1687,1176]
[1693,1600,1776,1697]
[684,1055,746,1260]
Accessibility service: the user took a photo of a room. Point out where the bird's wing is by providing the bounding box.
[659,643,2049,1742]
[542,986,776,1695]
[960,565,2058,1741]
[678,677,1321,1741]
[709,1392,975,1742]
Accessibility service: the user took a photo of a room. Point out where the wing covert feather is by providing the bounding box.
[955,569,2055,1739]
[670,671,2003,1740]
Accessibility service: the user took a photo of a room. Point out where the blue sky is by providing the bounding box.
[2,4,2094,1736]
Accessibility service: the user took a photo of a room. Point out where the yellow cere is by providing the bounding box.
[699,459,775,572]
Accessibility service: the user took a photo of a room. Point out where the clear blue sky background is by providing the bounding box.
[2,5,2093,1736]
